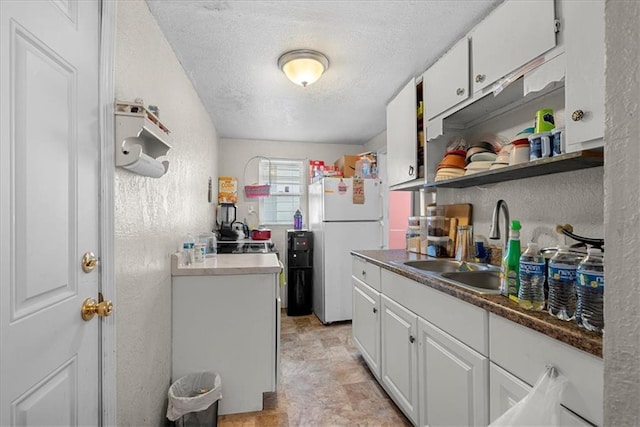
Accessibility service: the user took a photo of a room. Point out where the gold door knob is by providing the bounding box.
[81,295,113,321]
[82,252,99,273]
[475,74,485,83]
[571,110,585,121]
[456,87,465,96]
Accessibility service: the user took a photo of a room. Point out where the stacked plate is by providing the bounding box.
[464,140,498,175]
[435,150,466,181]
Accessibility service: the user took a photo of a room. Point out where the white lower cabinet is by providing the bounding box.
[418,318,488,427]
[352,259,602,427]
[380,294,419,424]
[352,277,381,379]
[489,362,594,426]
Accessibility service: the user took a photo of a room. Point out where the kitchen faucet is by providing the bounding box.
[489,199,510,248]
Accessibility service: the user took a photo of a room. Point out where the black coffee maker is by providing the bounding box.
[217,203,238,241]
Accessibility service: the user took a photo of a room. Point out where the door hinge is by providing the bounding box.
[554,19,561,33]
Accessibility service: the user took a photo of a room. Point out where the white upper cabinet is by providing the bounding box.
[471,0,557,93]
[386,78,418,187]
[423,38,470,121]
[564,0,605,152]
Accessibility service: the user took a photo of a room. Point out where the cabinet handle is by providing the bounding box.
[408,165,415,177]
[362,270,366,276]
[571,110,585,122]
[373,307,378,314]
[409,335,415,343]
[475,74,485,83]
[456,88,465,96]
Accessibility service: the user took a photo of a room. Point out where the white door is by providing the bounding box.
[418,318,488,427]
[0,1,103,425]
[352,278,381,379]
[380,295,418,424]
[322,221,381,323]
[386,78,417,187]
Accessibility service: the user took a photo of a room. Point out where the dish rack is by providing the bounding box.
[243,156,271,198]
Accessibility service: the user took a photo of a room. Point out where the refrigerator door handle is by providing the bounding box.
[379,220,384,249]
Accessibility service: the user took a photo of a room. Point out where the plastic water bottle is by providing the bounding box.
[182,234,195,265]
[518,242,546,311]
[294,209,303,230]
[576,248,605,333]
[547,246,580,321]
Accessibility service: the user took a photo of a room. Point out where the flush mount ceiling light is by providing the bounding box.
[278,49,329,87]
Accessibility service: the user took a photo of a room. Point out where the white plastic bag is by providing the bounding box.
[166,371,222,422]
[490,366,568,427]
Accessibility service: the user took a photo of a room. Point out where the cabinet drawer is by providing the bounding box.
[352,256,381,291]
[489,314,603,426]
[381,269,488,355]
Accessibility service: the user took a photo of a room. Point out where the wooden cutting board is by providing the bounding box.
[443,203,473,257]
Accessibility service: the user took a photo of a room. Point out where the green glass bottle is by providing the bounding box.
[500,220,522,302]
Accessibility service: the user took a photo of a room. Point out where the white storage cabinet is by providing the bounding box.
[470,0,557,93]
[380,294,419,425]
[352,257,382,379]
[386,78,418,187]
[563,0,605,152]
[422,38,469,121]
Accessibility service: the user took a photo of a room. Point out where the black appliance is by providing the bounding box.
[287,230,313,316]
[217,203,238,241]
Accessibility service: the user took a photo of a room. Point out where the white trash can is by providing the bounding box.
[167,372,222,427]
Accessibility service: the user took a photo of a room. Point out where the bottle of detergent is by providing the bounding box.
[500,220,521,302]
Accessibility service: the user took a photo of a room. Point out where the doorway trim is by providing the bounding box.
[99,0,116,424]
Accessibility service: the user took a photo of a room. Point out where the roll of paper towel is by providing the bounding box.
[122,151,168,178]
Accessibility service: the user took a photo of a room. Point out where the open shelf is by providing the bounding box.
[425,149,603,189]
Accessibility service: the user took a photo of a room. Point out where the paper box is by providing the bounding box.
[309,160,325,182]
[218,176,238,204]
[334,155,360,178]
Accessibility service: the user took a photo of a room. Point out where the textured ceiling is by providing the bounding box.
[146,0,503,144]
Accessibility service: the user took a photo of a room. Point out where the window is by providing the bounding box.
[259,159,304,225]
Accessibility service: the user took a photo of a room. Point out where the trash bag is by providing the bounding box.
[167,372,222,422]
[490,366,568,427]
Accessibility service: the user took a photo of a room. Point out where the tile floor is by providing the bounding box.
[218,312,411,426]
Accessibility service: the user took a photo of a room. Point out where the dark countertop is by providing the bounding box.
[352,249,602,358]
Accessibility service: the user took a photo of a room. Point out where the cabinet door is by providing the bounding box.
[381,294,418,424]
[423,38,469,120]
[564,0,605,152]
[352,277,381,379]
[489,362,530,423]
[471,0,556,93]
[490,363,594,427]
[386,78,418,187]
[418,318,488,427]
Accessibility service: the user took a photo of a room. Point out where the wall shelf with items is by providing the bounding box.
[425,149,603,189]
[115,99,172,178]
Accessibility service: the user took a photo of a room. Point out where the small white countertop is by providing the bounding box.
[171,252,281,276]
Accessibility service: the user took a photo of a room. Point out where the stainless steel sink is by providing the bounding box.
[399,259,495,273]
[438,270,501,294]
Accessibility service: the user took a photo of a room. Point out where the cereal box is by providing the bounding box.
[218,176,238,204]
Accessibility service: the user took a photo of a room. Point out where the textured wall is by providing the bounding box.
[218,138,363,306]
[114,1,219,425]
[436,167,604,248]
[604,0,640,424]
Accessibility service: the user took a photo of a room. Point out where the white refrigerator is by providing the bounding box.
[308,177,383,324]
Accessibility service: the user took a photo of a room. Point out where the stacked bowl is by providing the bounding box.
[464,140,498,175]
[435,149,467,181]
